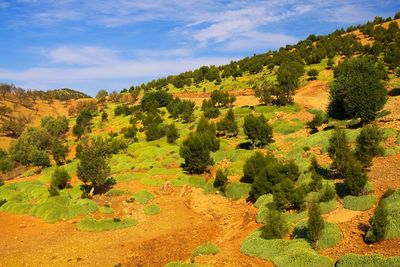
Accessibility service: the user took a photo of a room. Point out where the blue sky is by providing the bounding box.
[0,1,399,96]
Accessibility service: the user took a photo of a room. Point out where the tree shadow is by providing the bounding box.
[388,88,400,96]
[335,182,350,198]
[236,141,253,150]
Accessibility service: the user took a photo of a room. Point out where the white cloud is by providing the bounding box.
[223,32,298,51]
[48,46,119,65]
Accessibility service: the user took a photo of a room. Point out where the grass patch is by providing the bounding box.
[240,229,334,267]
[336,253,400,267]
[99,206,114,214]
[225,182,252,200]
[171,175,206,188]
[292,221,343,249]
[144,204,161,215]
[105,189,125,196]
[272,119,305,135]
[114,172,137,183]
[77,217,137,232]
[191,243,220,261]
[343,195,376,211]
[254,194,274,208]
[133,190,154,204]
[377,190,400,240]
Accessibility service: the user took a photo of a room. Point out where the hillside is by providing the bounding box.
[1,13,400,267]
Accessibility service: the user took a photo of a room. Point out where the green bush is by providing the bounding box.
[144,204,161,215]
[292,221,343,249]
[224,182,251,200]
[191,243,220,261]
[133,190,154,204]
[99,206,114,214]
[240,230,334,267]
[344,195,376,211]
[77,217,138,232]
[105,189,125,196]
[254,194,274,208]
[336,253,400,267]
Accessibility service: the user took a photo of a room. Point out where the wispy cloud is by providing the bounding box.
[47,46,119,66]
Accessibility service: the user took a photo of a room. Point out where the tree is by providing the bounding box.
[51,141,69,165]
[307,69,319,80]
[365,196,389,243]
[73,109,93,139]
[166,124,179,144]
[355,125,384,168]
[328,128,351,173]
[253,80,277,105]
[201,99,220,119]
[307,110,327,133]
[217,108,238,137]
[328,57,387,123]
[122,126,138,142]
[96,89,108,103]
[213,168,228,192]
[344,158,368,196]
[307,201,324,248]
[180,132,213,174]
[49,167,71,196]
[276,58,305,104]
[196,116,220,152]
[30,149,50,167]
[242,152,270,183]
[243,114,273,148]
[41,116,69,137]
[0,118,26,138]
[77,138,113,194]
[101,111,108,122]
[261,209,288,239]
[309,157,322,192]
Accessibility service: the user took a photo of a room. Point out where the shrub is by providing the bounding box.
[133,190,154,204]
[213,168,228,192]
[307,69,319,80]
[30,149,50,167]
[365,199,389,243]
[224,182,252,200]
[242,152,272,183]
[49,168,71,196]
[355,125,384,168]
[344,195,375,211]
[320,184,336,202]
[307,110,327,132]
[243,114,273,148]
[293,221,343,249]
[309,157,322,192]
[190,243,220,261]
[0,158,13,174]
[307,201,324,248]
[261,209,288,239]
[166,124,179,144]
[201,99,220,119]
[141,90,172,111]
[122,126,138,142]
[328,57,387,123]
[73,109,93,139]
[336,253,400,267]
[196,116,220,152]
[144,204,161,215]
[77,217,137,232]
[240,230,333,267]
[101,111,108,121]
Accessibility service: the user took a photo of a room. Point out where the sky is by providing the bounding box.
[0,1,399,96]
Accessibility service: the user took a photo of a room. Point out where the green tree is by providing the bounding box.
[365,196,389,243]
[307,69,319,80]
[328,128,351,173]
[328,57,387,123]
[51,140,69,165]
[217,108,238,137]
[261,209,288,239]
[196,116,220,152]
[307,201,324,248]
[355,125,384,168]
[49,167,71,196]
[309,157,323,192]
[344,158,368,196]
[180,132,214,174]
[307,110,327,133]
[77,138,113,194]
[122,126,138,142]
[96,89,108,103]
[243,114,273,148]
[201,99,220,119]
[101,111,108,122]
[73,109,93,139]
[213,168,228,192]
[242,152,271,183]
[166,124,179,144]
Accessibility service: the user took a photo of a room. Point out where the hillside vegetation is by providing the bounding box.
[1,12,400,267]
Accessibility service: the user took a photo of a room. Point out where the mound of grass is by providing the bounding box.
[203,179,217,195]
[139,176,166,187]
[109,154,135,174]
[191,243,220,261]
[105,189,125,196]
[320,200,338,214]
[272,119,305,135]
[292,221,343,249]
[336,253,400,267]
[344,195,376,211]
[171,175,206,188]
[224,182,252,200]
[29,196,98,223]
[240,230,334,267]
[144,204,161,215]
[77,217,138,232]
[114,173,137,183]
[374,190,400,240]
[254,194,274,208]
[133,190,154,204]
[99,206,114,214]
